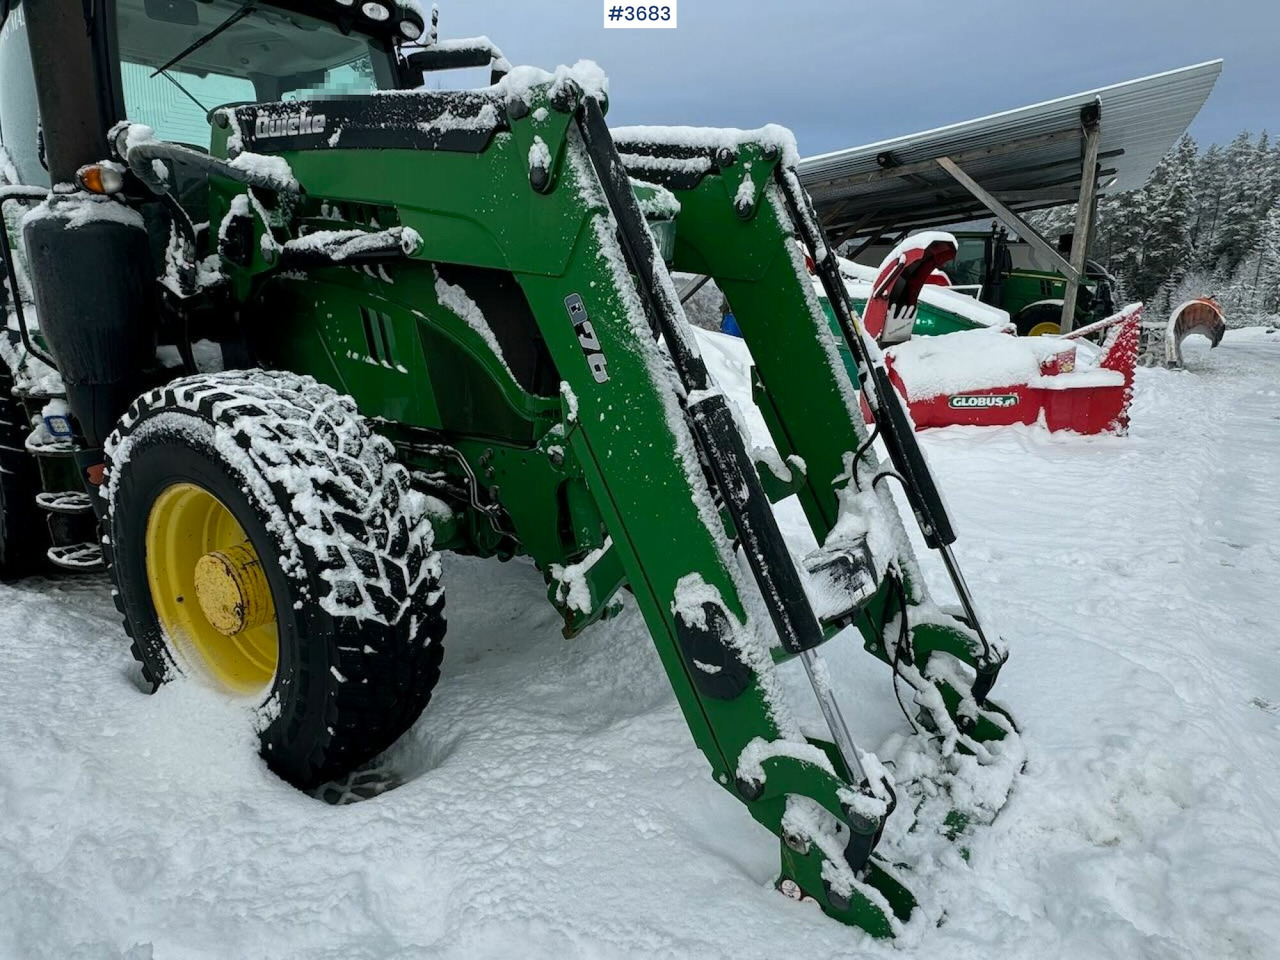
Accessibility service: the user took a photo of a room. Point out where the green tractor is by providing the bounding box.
[851,223,1119,337]
[945,224,1118,336]
[0,0,1019,937]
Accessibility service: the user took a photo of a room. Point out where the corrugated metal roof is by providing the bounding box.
[798,60,1222,242]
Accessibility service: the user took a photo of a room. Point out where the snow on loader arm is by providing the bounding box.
[5,2,1019,941]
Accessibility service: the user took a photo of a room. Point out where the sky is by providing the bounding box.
[438,0,1278,157]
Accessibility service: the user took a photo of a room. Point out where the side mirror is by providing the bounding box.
[144,0,200,26]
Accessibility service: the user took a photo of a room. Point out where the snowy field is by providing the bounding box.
[2,328,1279,960]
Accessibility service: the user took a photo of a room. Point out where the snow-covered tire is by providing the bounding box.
[103,369,446,789]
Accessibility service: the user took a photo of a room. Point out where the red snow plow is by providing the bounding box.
[853,236,1142,436]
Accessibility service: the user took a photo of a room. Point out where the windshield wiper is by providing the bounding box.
[158,71,210,115]
[151,0,257,78]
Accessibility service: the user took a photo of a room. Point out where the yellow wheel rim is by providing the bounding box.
[145,483,279,696]
[1027,320,1061,338]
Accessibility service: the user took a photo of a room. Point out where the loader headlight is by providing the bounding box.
[399,17,423,39]
[361,2,391,21]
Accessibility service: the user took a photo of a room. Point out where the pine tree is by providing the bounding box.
[1130,135,1197,300]
[1191,144,1227,256]
[1104,192,1146,292]
[1253,202,1280,317]
[1209,132,1262,276]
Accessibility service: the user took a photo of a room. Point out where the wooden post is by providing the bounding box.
[1060,102,1103,334]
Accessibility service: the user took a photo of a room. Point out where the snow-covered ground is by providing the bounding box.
[2,329,1279,959]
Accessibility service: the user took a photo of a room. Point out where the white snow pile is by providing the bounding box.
[413,102,501,137]
[549,538,613,614]
[887,327,1071,399]
[286,226,423,261]
[433,271,515,382]
[423,36,513,76]
[491,60,609,107]
[632,179,681,220]
[527,135,552,175]
[21,194,146,233]
[886,327,1126,400]
[226,152,299,192]
[1,330,1279,958]
[614,123,802,169]
[119,121,298,194]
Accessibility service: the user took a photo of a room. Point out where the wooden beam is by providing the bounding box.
[846,228,901,262]
[935,155,1080,282]
[829,209,880,250]
[994,186,1084,204]
[828,195,1052,240]
[819,198,852,227]
[679,274,712,304]
[1060,110,1103,333]
[817,162,1119,239]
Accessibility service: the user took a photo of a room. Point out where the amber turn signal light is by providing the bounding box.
[75,163,126,196]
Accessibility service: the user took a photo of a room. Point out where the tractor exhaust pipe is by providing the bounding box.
[22,0,115,185]
[19,1,157,480]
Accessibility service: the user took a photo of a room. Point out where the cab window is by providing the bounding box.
[118,63,255,146]
[948,238,987,288]
[115,0,392,148]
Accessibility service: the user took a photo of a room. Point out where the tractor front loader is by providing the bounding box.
[0,0,1020,937]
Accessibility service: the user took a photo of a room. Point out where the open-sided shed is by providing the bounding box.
[799,61,1222,332]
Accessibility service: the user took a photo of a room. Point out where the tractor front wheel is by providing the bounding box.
[103,370,446,789]
[1013,302,1066,338]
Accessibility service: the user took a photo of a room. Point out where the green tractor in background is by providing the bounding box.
[944,224,1118,336]
[0,0,1020,938]
[850,222,1118,337]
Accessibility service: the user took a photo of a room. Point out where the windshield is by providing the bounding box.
[115,0,395,145]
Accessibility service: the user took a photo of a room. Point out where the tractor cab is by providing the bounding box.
[108,0,436,282]
[2,0,430,171]
[0,0,509,444]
